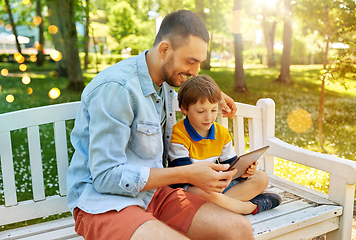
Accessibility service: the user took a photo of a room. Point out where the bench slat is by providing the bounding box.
[268,175,334,205]
[0,102,80,133]
[27,126,45,202]
[247,199,316,224]
[252,205,342,239]
[0,217,82,240]
[54,121,69,196]
[233,116,245,156]
[0,196,68,226]
[0,131,17,207]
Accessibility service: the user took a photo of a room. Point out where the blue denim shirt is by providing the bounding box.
[66,50,176,214]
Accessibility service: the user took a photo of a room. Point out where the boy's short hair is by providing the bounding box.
[153,10,209,50]
[178,75,222,110]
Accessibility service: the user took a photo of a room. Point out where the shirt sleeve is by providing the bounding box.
[86,82,150,197]
[168,123,192,167]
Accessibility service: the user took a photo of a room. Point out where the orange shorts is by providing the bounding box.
[73,186,207,240]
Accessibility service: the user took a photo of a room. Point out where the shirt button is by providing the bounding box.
[147,129,151,133]
[156,100,159,103]
[126,184,129,187]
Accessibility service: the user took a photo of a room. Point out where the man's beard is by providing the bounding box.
[161,55,178,87]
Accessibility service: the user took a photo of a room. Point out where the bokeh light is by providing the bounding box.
[226,10,251,34]
[48,25,58,34]
[6,94,15,103]
[287,108,313,133]
[5,24,12,31]
[14,52,25,63]
[0,85,2,91]
[22,0,31,4]
[49,70,59,79]
[30,55,37,62]
[49,87,61,99]
[50,50,63,61]
[22,76,31,85]
[27,87,33,95]
[0,20,4,27]
[19,64,27,72]
[33,16,42,25]
[1,69,9,76]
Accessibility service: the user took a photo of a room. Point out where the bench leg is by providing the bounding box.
[326,175,355,240]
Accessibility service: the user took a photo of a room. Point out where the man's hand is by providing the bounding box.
[241,161,258,178]
[184,161,237,194]
[220,91,237,119]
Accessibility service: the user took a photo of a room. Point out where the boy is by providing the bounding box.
[168,75,282,215]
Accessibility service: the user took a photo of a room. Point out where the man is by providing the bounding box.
[67,10,254,239]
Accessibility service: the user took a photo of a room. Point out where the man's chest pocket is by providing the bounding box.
[128,122,162,159]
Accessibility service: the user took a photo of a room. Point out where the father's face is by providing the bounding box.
[162,35,207,87]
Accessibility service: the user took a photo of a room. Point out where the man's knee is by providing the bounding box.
[226,214,254,240]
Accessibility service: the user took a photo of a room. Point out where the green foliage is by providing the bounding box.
[107,1,138,41]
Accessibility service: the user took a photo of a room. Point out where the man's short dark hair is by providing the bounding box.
[153,10,209,50]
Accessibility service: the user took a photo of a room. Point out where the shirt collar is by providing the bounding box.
[137,50,156,97]
[183,117,215,141]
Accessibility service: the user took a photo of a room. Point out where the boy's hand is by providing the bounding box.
[241,161,258,178]
[186,161,237,194]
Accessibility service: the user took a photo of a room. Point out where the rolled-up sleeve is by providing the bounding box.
[86,81,150,197]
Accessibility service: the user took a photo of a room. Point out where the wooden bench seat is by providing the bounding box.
[1,98,355,239]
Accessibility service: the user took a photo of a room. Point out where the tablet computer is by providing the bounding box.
[227,146,269,179]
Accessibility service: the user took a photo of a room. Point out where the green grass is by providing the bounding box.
[0,62,355,230]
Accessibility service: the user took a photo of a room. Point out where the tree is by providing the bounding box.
[233,0,248,92]
[84,0,90,69]
[260,0,282,67]
[46,0,68,77]
[4,0,22,54]
[275,0,292,84]
[295,0,356,150]
[47,0,84,91]
[107,1,138,45]
[36,0,45,66]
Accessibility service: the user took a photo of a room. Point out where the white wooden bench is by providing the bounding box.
[0,98,355,239]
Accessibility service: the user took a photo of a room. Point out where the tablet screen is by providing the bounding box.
[227,146,269,179]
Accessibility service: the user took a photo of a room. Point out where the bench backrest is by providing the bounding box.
[0,98,275,226]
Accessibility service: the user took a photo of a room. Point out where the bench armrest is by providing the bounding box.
[266,137,356,185]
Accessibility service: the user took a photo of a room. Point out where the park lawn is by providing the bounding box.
[0,62,355,230]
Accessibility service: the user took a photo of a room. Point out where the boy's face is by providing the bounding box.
[182,99,218,138]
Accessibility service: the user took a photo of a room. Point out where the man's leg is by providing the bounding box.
[131,220,189,240]
[186,202,254,240]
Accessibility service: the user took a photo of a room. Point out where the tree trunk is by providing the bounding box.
[233,0,248,93]
[36,0,45,66]
[58,0,84,92]
[84,0,90,69]
[275,0,292,84]
[5,0,22,54]
[46,0,68,77]
[195,0,211,70]
[318,4,330,151]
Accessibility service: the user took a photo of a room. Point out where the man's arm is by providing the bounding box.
[142,162,237,194]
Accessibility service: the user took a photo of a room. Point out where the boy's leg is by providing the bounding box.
[188,186,256,214]
[225,170,269,201]
[186,202,254,240]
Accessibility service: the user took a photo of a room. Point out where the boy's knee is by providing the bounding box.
[255,170,269,188]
